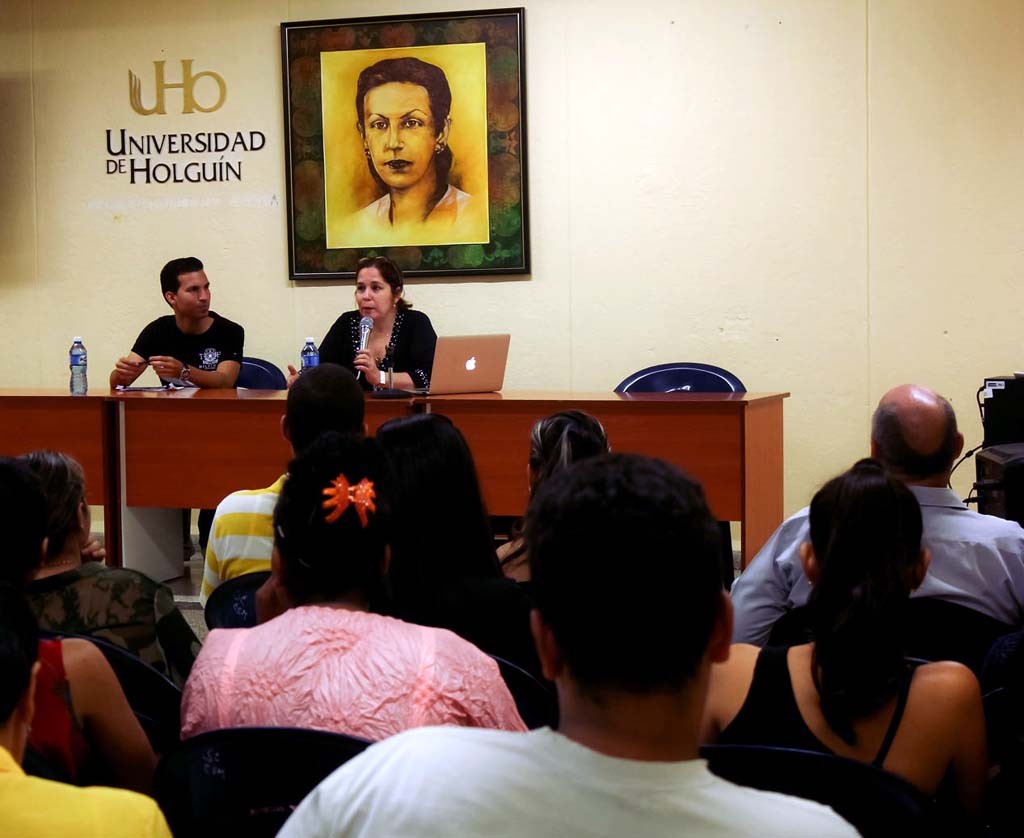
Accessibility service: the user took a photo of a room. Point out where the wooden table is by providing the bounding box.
[113,389,408,508]
[0,390,121,561]
[0,389,787,573]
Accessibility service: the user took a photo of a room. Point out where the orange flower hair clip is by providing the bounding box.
[322,474,377,527]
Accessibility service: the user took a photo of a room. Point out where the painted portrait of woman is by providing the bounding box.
[322,46,489,250]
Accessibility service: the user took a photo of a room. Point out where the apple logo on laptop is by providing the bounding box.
[465,356,477,371]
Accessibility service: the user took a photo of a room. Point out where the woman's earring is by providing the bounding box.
[364,147,371,159]
[434,142,445,155]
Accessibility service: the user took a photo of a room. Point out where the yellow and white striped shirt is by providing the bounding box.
[200,475,286,605]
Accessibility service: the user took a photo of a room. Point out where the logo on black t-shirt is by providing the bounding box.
[199,348,222,370]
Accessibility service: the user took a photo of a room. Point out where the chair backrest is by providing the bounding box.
[700,744,931,836]
[236,356,287,390]
[491,654,559,730]
[154,726,371,837]
[901,598,1013,674]
[40,630,182,753]
[205,571,272,630]
[766,598,1013,674]
[614,362,745,394]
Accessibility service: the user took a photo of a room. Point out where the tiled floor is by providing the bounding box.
[169,556,207,642]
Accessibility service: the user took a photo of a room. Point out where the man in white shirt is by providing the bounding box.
[280,454,855,837]
[732,384,1024,645]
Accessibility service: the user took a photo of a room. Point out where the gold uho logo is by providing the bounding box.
[129,60,226,115]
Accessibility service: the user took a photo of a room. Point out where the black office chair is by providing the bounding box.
[491,654,558,730]
[614,362,745,394]
[901,598,1014,675]
[236,356,287,390]
[700,744,932,836]
[767,598,1013,675]
[204,571,272,630]
[39,630,182,753]
[155,726,371,837]
[615,362,745,587]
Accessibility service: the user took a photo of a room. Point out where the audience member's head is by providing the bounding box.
[375,414,498,608]
[20,450,88,562]
[526,453,728,696]
[0,583,40,762]
[804,457,926,744]
[0,458,49,585]
[528,410,610,495]
[273,431,390,607]
[501,410,611,577]
[284,364,366,454]
[870,384,963,482]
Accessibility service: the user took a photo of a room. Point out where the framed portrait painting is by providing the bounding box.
[281,8,529,280]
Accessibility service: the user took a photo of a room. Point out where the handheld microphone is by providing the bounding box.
[356,316,373,380]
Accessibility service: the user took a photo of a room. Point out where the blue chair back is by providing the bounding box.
[700,744,933,836]
[40,630,182,753]
[490,654,558,730]
[614,362,745,394]
[155,726,371,837]
[205,571,271,630]
[236,357,287,390]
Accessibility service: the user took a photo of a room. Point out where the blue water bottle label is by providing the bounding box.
[301,355,319,369]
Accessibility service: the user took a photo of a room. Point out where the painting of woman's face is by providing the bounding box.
[361,82,447,192]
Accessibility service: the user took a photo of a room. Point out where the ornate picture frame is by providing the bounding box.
[281,8,529,280]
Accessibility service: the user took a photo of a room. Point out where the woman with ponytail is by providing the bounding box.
[702,459,986,813]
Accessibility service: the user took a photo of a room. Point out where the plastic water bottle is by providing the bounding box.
[69,337,88,396]
[300,338,319,373]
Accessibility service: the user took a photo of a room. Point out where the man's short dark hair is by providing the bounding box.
[286,364,366,454]
[0,583,39,725]
[526,453,723,694]
[871,399,959,480]
[0,458,48,585]
[160,256,204,296]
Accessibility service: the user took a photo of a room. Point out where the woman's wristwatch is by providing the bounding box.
[180,364,192,384]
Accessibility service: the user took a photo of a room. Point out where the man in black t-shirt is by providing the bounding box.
[110,257,244,388]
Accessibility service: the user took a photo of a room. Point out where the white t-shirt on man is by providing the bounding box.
[279,726,856,837]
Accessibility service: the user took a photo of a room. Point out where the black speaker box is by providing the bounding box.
[983,377,1024,447]
[976,443,1024,527]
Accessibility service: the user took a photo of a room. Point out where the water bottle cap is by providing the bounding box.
[72,336,83,342]
[305,337,316,343]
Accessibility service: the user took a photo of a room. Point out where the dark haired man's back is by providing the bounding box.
[279,454,854,837]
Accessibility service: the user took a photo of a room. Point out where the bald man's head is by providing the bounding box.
[870,385,963,483]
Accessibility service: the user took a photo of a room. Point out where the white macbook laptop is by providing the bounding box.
[419,334,511,395]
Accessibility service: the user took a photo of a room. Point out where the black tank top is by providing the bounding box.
[717,646,913,768]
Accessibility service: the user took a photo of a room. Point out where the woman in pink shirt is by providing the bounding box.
[181,432,525,740]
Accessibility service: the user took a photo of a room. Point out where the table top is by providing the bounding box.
[0,388,789,404]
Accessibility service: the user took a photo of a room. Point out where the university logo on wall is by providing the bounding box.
[129,60,227,115]
[281,8,530,279]
[103,57,267,186]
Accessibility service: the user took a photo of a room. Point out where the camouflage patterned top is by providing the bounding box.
[25,562,200,688]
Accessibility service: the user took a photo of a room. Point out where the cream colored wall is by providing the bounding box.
[869,0,1024,501]
[1,0,1020,517]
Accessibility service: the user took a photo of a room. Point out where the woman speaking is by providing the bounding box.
[291,256,436,392]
